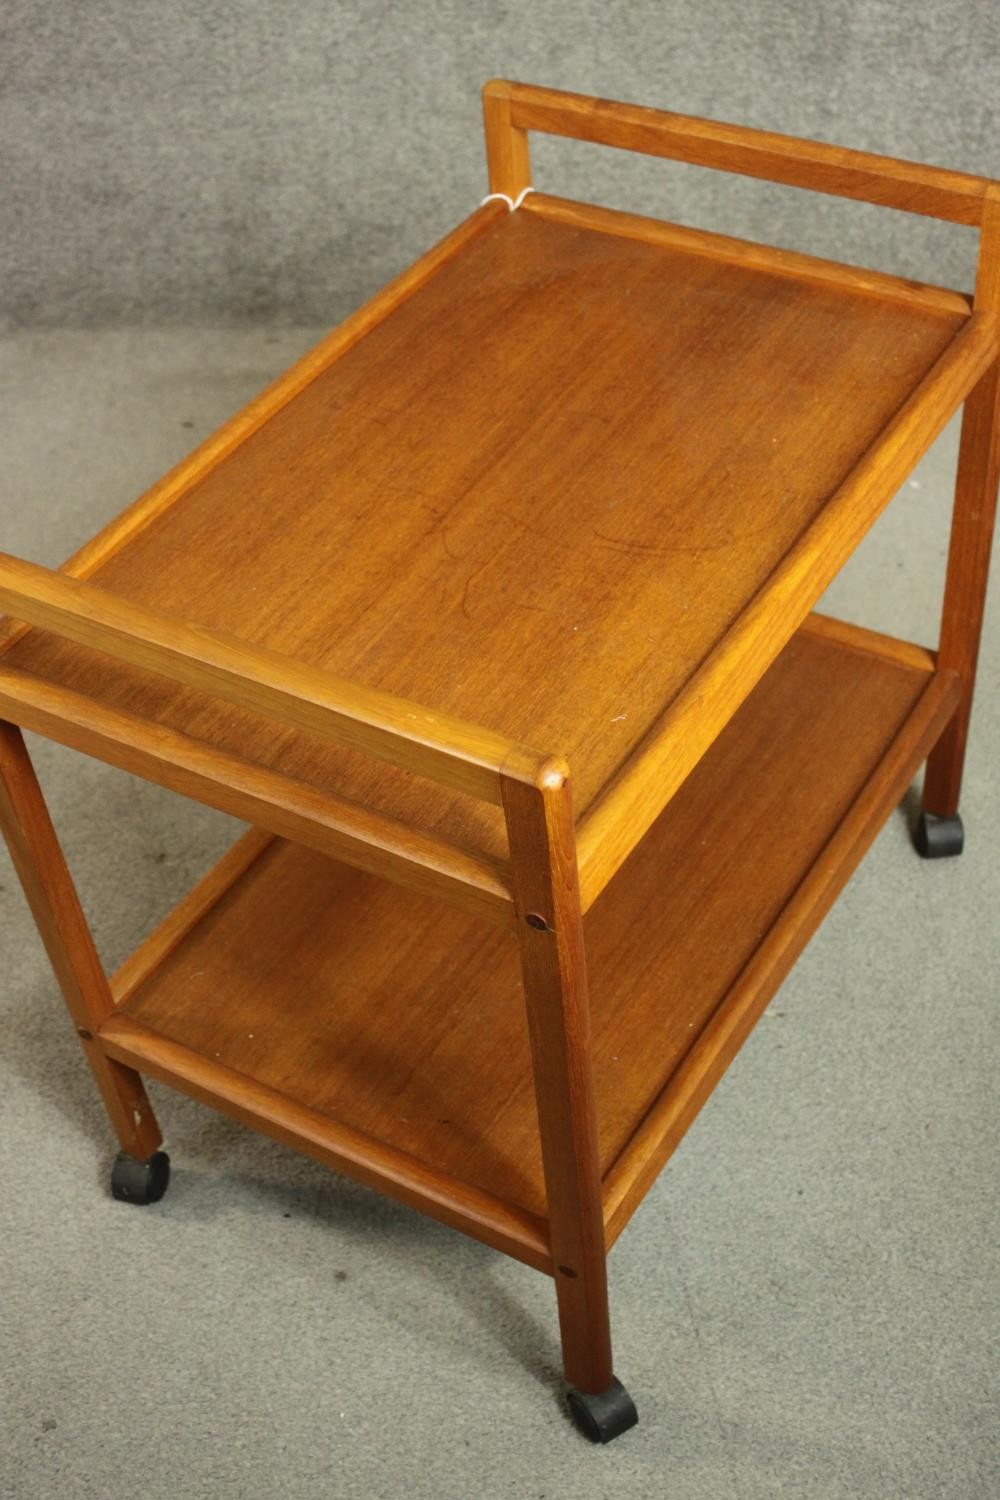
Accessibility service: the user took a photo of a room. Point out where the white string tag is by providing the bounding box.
[480,187,536,211]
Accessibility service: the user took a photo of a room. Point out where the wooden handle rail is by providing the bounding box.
[0,662,515,927]
[0,551,542,803]
[485,80,996,225]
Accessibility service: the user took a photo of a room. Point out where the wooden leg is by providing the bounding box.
[501,760,613,1395]
[922,359,1000,819]
[0,720,161,1158]
[923,188,1000,823]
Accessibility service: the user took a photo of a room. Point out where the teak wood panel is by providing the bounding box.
[111,826,275,1007]
[115,628,936,1223]
[3,211,969,865]
[0,202,508,659]
[600,663,959,1244]
[573,309,993,910]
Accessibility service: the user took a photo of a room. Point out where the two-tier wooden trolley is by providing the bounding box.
[2,83,997,1442]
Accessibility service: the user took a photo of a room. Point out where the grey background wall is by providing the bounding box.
[2,0,999,332]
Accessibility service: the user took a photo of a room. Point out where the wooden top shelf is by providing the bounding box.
[2,198,992,906]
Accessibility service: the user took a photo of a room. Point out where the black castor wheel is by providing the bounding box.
[566,1376,638,1443]
[111,1149,171,1204]
[914,810,964,859]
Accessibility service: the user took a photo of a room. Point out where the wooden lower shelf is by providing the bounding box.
[97,620,958,1271]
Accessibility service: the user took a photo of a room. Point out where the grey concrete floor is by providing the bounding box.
[1,326,998,1499]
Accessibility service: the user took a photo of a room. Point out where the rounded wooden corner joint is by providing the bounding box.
[536,754,571,793]
[499,744,570,792]
[482,77,515,102]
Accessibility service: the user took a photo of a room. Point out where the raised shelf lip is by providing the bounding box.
[97,1011,554,1275]
[599,661,962,1248]
[794,612,936,674]
[573,310,997,915]
[523,192,973,318]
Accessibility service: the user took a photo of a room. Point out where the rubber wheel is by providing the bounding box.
[566,1377,638,1443]
[111,1149,171,1205]
[914,811,964,859]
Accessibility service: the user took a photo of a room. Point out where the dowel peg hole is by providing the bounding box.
[77,1028,93,1041]
[525,912,553,931]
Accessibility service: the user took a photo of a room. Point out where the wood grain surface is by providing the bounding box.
[574,309,993,909]
[111,628,939,1223]
[0,721,161,1158]
[3,208,970,870]
[99,1011,551,1272]
[924,184,1000,816]
[502,760,612,1390]
[0,201,508,658]
[601,663,959,1244]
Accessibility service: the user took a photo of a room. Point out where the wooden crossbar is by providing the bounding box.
[485,80,996,225]
[0,551,542,803]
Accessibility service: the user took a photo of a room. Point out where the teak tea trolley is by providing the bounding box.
[2,83,998,1443]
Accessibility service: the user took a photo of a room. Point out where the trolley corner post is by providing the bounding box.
[501,753,638,1442]
[921,184,1000,850]
[482,79,532,202]
[0,720,163,1163]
